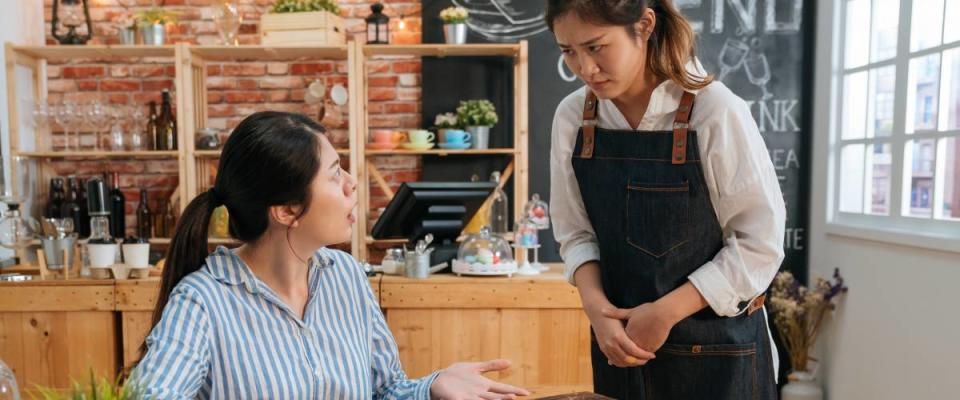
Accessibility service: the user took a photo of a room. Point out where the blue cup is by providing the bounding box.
[444,129,471,144]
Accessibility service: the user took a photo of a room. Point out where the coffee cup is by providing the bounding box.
[443,129,471,144]
[408,129,435,144]
[372,130,407,144]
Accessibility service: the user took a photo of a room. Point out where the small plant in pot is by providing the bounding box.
[134,7,179,45]
[261,0,345,46]
[434,112,459,142]
[440,6,469,44]
[457,100,498,149]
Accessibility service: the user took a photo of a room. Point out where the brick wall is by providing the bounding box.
[41,0,425,242]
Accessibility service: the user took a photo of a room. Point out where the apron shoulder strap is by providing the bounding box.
[672,91,696,165]
[580,90,599,159]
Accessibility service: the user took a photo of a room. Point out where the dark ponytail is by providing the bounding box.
[150,111,327,329]
[545,0,712,91]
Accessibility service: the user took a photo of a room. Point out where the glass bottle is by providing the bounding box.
[488,171,509,234]
[158,90,176,151]
[146,101,158,150]
[137,189,152,238]
[109,172,125,239]
[45,177,65,219]
[60,176,82,234]
[76,178,90,238]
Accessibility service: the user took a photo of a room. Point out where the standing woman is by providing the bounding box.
[131,112,528,399]
[547,1,785,399]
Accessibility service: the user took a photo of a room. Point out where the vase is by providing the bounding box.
[140,23,166,45]
[781,371,824,400]
[443,23,467,45]
[466,125,490,149]
[119,27,136,45]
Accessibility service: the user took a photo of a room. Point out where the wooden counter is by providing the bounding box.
[0,264,592,394]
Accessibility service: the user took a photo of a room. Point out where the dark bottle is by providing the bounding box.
[109,172,126,239]
[86,178,112,244]
[77,178,90,238]
[45,177,65,218]
[158,90,176,151]
[60,176,82,233]
[147,101,159,151]
[137,188,153,238]
[163,200,177,237]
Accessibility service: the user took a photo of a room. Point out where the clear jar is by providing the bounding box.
[196,127,222,150]
[382,248,405,275]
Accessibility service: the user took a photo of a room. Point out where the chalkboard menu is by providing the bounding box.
[421,0,811,280]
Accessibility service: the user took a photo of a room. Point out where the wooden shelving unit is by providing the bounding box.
[4,41,529,264]
[354,41,528,262]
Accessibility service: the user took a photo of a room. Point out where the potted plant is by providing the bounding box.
[457,100,498,149]
[434,112,459,143]
[261,0,345,46]
[33,369,145,400]
[440,6,469,45]
[769,268,848,400]
[110,12,136,45]
[134,7,179,45]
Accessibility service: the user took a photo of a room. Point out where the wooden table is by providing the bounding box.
[0,264,593,392]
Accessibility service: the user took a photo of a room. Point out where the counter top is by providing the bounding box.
[0,263,581,311]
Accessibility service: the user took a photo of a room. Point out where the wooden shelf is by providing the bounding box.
[11,45,176,60]
[196,149,349,158]
[18,151,179,159]
[363,44,520,57]
[364,148,516,156]
[366,232,515,245]
[190,45,348,61]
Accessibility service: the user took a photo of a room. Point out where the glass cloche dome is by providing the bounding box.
[452,226,517,276]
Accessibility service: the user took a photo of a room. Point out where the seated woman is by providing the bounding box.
[132,111,529,399]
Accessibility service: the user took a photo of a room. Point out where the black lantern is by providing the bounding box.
[51,0,93,45]
[365,3,390,44]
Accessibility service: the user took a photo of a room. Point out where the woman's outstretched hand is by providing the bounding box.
[430,359,530,400]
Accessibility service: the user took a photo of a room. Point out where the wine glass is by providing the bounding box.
[31,100,50,141]
[52,101,76,151]
[717,38,750,82]
[108,105,126,151]
[128,105,146,151]
[212,0,242,46]
[744,52,773,100]
[89,101,111,151]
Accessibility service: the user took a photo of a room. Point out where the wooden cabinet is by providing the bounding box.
[0,266,592,393]
[0,280,117,394]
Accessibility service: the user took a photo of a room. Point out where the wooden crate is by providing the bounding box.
[259,11,346,46]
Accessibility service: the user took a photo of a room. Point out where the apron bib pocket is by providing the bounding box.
[625,181,691,258]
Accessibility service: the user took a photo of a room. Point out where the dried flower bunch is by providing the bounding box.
[769,268,848,373]
[440,6,469,24]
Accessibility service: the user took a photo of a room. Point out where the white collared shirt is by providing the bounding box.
[549,75,785,379]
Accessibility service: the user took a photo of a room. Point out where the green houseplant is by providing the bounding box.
[32,369,146,400]
[271,0,341,14]
[457,100,498,149]
[261,0,345,46]
[133,7,178,45]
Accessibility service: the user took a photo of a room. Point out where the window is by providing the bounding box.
[833,0,960,238]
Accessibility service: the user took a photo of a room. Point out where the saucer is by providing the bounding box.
[400,142,435,150]
[367,142,400,150]
[437,142,471,150]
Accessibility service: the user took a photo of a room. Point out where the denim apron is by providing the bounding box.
[571,90,777,399]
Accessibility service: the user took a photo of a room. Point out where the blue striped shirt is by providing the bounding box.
[132,246,438,399]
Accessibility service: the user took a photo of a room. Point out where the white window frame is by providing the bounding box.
[822,0,960,253]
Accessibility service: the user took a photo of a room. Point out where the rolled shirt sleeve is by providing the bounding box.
[549,88,602,285]
[687,90,786,317]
